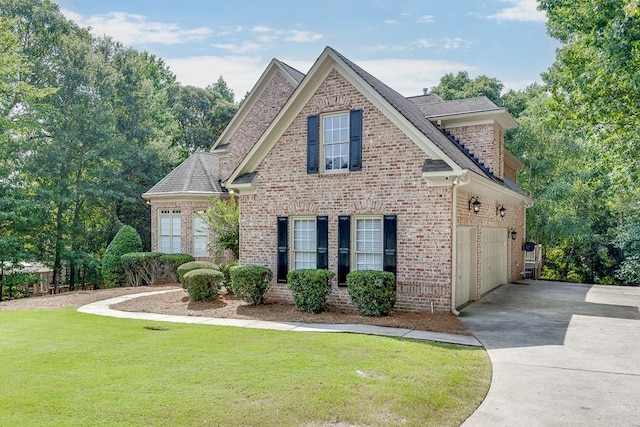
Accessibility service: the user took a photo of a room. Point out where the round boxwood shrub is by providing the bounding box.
[183,269,224,302]
[229,265,273,305]
[346,270,396,317]
[176,261,218,287]
[287,269,335,313]
[101,225,143,288]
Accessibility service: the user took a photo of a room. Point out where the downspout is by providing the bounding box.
[451,173,470,316]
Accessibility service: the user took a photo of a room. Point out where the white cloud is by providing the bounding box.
[384,20,399,25]
[61,9,212,45]
[442,37,472,50]
[416,14,435,23]
[361,44,410,52]
[285,30,323,43]
[416,39,435,48]
[502,78,540,91]
[487,0,546,22]
[165,55,269,97]
[212,41,265,54]
[252,26,277,33]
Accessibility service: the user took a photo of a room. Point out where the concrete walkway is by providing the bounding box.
[460,280,640,427]
[77,289,481,347]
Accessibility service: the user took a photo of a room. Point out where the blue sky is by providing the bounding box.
[57,0,557,100]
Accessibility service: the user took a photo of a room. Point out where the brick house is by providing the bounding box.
[146,47,532,313]
[143,59,305,259]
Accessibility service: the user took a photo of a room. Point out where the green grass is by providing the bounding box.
[0,309,490,426]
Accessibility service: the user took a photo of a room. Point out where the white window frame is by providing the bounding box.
[159,209,182,254]
[321,111,349,173]
[291,217,317,270]
[192,211,208,257]
[353,216,383,271]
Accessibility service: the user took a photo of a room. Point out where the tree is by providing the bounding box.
[430,71,504,106]
[201,195,239,262]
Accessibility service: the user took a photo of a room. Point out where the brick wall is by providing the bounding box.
[239,69,455,313]
[218,71,297,181]
[447,123,504,179]
[149,200,214,261]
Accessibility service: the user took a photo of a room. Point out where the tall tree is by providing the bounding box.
[430,71,504,106]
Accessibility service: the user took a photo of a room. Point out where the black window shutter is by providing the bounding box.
[383,215,397,278]
[349,109,362,171]
[316,216,328,269]
[307,115,319,174]
[337,215,351,286]
[277,217,288,282]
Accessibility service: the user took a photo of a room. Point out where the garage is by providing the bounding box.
[480,227,507,294]
[455,227,476,307]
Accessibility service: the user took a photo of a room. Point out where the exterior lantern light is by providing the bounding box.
[497,204,506,218]
[468,196,481,214]
[510,229,518,240]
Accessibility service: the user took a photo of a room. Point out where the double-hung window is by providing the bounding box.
[355,217,383,271]
[293,218,317,269]
[159,209,181,254]
[323,113,349,172]
[192,212,208,257]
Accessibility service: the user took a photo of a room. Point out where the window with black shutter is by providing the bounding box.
[277,217,288,282]
[316,215,328,269]
[307,109,362,174]
[337,215,351,286]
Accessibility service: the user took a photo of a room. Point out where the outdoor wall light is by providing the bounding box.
[496,204,506,218]
[510,229,518,240]
[468,196,481,214]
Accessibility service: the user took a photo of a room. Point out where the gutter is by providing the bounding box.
[450,172,471,316]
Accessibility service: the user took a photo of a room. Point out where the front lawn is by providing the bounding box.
[0,309,490,426]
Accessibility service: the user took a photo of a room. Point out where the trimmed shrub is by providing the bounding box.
[183,269,224,302]
[229,265,273,305]
[287,269,335,313]
[218,260,239,291]
[158,253,195,282]
[101,225,143,288]
[176,261,218,288]
[120,252,162,287]
[346,270,396,317]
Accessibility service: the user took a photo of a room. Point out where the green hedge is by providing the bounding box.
[176,261,218,287]
[229,265,273,305]
[101,225,143,288]
[158,253,195,282]
[183,269,224,301]
[346,270,396,317]
[287,269,335,313]
[218,260,239,290]
[120,252,162,287]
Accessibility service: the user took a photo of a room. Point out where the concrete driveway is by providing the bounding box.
[460,280,640,427]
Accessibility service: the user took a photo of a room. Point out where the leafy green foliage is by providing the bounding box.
[201,195,239,261]
[157,253,195,282]
[287,269,335,313]
[120,252,162,287]
[101,225,143,288]
[183,268,224,301]
[229,265,273,305]
[218,259,239,290]
[346,271,396,317]
[430,71,504,106]
[0,272,38,300]
[176,261,218,286]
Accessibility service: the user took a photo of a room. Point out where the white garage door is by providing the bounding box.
[480,228,507,294]
[456,227,476,307]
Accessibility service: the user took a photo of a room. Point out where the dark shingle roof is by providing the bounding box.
[423,159,453,173]
[144,152,223,196]
[231,172,257,185]
[409,96,502,118]
[329,47,489,179]
[276,60,306,83]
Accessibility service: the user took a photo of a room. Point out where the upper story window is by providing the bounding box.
[323,113,349,172]
[307,109,362,175]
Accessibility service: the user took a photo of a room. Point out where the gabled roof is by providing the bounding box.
[408,95,518,129]
[226,46,529,202]
[210,58,305,152]
[143,151,223,198]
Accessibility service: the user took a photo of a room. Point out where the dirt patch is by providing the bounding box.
[0,284,469,335]
[112,287,470,335]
